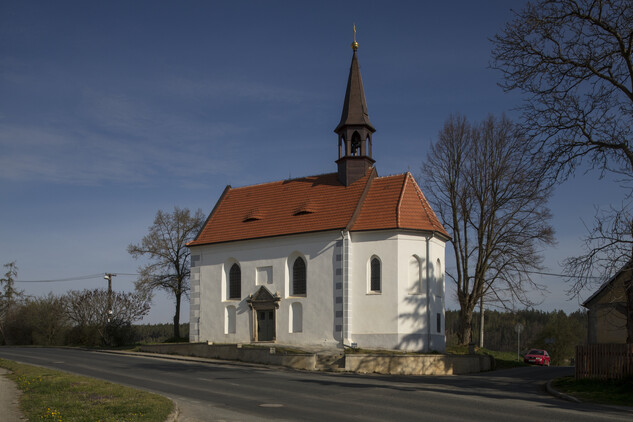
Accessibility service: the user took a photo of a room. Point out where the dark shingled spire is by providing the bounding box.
[335,49,375,133]
[335,37,376,186]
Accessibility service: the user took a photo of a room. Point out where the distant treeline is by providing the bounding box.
[0,290,190,347]
[446,308,587,364]
[132,323,189,344]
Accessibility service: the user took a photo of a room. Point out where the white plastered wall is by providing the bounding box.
[190,231,341,348]
[190,229,446,351]
[348,231,446,351]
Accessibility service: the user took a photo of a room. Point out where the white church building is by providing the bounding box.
[188,41,449,352]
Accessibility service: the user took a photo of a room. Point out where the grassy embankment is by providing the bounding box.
[0,359,173,422]
[445,344,527,369]
[552,376,633,407]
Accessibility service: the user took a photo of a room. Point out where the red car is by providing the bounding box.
[523,349,551,366]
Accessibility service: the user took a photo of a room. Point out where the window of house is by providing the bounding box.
[292,257,306,296]
[229,263,241,299]
[370,256,381,292]
[437,313,442,333]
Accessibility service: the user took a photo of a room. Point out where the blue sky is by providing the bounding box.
[0,0,621,323]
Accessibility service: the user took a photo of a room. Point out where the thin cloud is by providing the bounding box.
[163,74,327,105]
[0,120,241,187]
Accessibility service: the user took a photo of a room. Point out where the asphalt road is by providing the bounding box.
[0,347,630,422]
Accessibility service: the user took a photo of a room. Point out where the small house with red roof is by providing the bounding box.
[188,41,449,351]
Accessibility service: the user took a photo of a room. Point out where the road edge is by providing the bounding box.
[0,367,27,421]
[546,379,581,403]
[165,400,180,422]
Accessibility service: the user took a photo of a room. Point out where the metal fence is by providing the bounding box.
[575,343,633,380]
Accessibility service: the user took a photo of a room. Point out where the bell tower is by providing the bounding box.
[334,30,376,186]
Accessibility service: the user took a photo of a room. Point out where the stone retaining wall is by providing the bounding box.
[139,343,317,370]
[345,353,494,375]
[138,343,493,375]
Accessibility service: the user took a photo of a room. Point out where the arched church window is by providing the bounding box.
[292,257,307,296]
[370,256,381,292]
[229,263,241,299]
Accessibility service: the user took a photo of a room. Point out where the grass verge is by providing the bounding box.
[446,344,528,369]
[552,376,633,407]
[0,358,173,422]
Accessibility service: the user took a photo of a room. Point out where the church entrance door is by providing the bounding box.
[247,286,280,342]
[257,310,275,341]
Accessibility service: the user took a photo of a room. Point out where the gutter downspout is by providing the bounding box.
[340,230,346,348]
[341,229,353,348]
[426,235,432,352]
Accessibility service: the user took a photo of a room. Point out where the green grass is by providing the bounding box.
[0,359,173,422]
[446,344,528,369]
[345,347,416,355]
[552,376,633,407]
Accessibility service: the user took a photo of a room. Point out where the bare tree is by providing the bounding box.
[65,289,150,327]
[65,288,151,345]
[128,207,205,340]
[422,114,554,345]
[492,0,633,341]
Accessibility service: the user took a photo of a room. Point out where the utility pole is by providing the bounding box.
[104,273,116,323]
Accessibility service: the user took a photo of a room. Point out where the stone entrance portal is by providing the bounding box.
[247,286,280,342]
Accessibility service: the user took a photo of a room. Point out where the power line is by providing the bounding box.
[527,270,601,279]
[446,268,601,280]
[15,273,139,283]
[15,274,104,283]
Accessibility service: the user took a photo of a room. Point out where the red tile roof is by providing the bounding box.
[189,169,448,246]
[350,172,447,235]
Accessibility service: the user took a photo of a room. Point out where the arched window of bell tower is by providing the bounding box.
[351,131,361,156]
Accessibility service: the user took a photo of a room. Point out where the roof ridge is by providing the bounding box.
[345,167,377,231]
[395,173,409,228]
[407,172,443,233]
[188,184,232,246]
[375,172,408,180]
[582,259,633,307]
[229,172,339,191]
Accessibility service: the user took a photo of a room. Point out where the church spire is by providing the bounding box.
[335,28,376,186]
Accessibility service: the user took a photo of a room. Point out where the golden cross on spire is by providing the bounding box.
[351,23,359,51]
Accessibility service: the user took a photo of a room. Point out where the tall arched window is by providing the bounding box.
[370,257,381,292]
[292,257,306,296]
[229,263,241,299]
